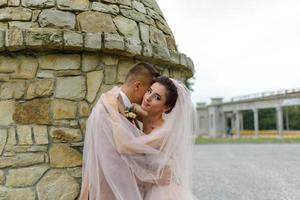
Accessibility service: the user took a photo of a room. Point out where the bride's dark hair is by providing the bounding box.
[154,76,178,114]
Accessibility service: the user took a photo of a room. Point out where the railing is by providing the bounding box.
[230,88,300,102]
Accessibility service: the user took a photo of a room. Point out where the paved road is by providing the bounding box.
[192,144,300,200]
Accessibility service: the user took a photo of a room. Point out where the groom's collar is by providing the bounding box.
[119,89,132,108]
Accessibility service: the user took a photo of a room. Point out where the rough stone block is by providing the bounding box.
[139,23,150,44]
[52,99,77,120]
[0,7,32,21]
[0,30,4,51]
[117,59,135,83]
[50,127,82,142]
[91,2,119,15]
[77,11,117,33]
[13,99,51,125]
[6,187,36,200]
[120,8,155,26]
[169,50,180,65]
[36,170,79,200]
[102,0,131,6]
[22,0,55,8]
[17,125,33,145]
[133,0,146,13]
[5,27,25,51]
[149,26,168,48]
[38,9,76,29]
[0,56,18,73]
[39,54,80,70]
[10,56,38,79]
[84,32,102,51]
[113,16,139,40]
[6,165,49,187]
[25,28,63,49]
[82,53,99,72]
[0,129,7,155]
[104,66,117,84]
[32,125,48,145]
[152,44,170,61]
[31,10,41,21]
[78,101,90,117]
[8,21,39,29]
[0,0,7,7]
[101,54,119,66]
[26,79,54,100]
[0,153,45,168]
[103,33,125,51]
[125,37,142,56]
[57,0,89,11]
[7,127,17,145]
[165,35,177,51]
[63,31,83,51]
[49,144,82,167]
[0,100,15,126]
[0,170,4,185]
[179,53,188,66]
[86,70,103,103]
[55,76,86,100]
[0,81,25,100]
[156,20,173,35]
[8,0,20,6]
[142,43,153,58]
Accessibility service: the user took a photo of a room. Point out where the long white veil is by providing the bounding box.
[80,79,198,200]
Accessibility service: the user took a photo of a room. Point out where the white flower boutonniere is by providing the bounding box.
[124,106,137,120]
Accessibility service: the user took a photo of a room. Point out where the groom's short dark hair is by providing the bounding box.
[124,62,159,85]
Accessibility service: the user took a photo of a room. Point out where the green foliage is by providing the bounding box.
[243,110,254,129]
[283,106,300,130]
[184,77,195,92]
[241,106,300,130]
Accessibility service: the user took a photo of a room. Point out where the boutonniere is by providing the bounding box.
[124,106,137,120]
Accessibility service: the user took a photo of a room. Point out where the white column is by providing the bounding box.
[235,111,241,137]
[253,109,259,137]
[276,107,284,137]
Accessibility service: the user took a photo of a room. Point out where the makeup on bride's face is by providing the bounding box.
[141,83,169,114]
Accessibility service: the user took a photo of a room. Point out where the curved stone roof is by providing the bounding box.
[0,0,194,76]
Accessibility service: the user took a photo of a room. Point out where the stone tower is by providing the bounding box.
[0,0,194,199]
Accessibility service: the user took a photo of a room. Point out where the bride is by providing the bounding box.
[80,76,198,200]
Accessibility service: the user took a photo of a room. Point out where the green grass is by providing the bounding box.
[195,136,300,144]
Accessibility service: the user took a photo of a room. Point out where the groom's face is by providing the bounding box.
[133,81,152,104]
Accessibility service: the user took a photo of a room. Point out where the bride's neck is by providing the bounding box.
[143,113,164,134]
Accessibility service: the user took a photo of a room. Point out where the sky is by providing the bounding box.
[157,0,300,104]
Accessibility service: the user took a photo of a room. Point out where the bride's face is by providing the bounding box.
[141,82,170,115]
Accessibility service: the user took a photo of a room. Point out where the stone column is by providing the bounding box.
[276,107,284,137]
[253,108,259,137]
[235,111,241,137]
[240,113,244,131]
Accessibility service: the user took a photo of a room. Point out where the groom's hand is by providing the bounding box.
[157,166,171,186]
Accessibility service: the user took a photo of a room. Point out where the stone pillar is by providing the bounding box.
[276,107,284,137]
[235,111,241,137]
[253,108,259,137]
[240,113,244,131]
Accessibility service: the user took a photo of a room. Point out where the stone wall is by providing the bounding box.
[0,0,194,199]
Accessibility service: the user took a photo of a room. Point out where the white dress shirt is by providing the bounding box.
[119,90,132,109]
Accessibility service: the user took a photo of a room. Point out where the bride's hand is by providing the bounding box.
[157,166,171,186]
[132,103,148,118]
